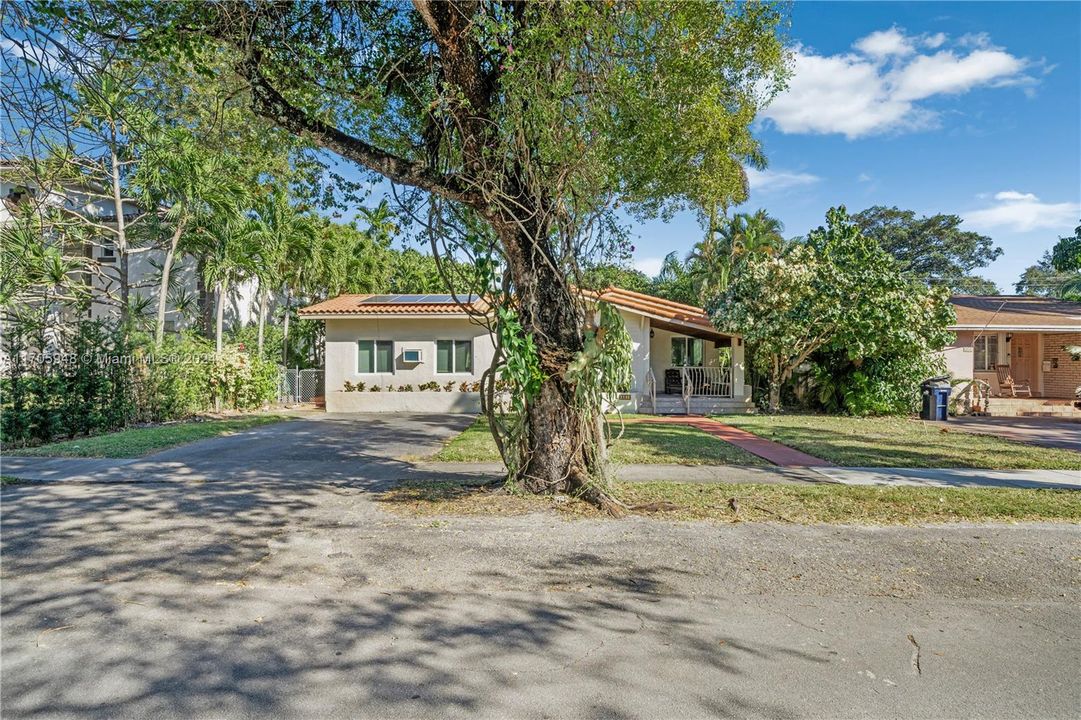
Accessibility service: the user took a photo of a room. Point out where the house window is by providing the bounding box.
[358,340,393,373]
[436,340,473,373]
[671,337,704,366]
[973,334,999,372]
[100,241,116,263]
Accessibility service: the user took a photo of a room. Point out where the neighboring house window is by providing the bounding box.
[671,337,704,366]
[100,241,116,263]
[436,340,473,373]
[973,334,999,372]
[358,340,393,373]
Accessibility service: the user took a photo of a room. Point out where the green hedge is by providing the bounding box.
[2,320,280,447]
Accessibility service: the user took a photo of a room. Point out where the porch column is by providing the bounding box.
[1037,332,1044,396]
[732,339,747,399]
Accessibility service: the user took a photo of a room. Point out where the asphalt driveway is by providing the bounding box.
[2,413,479,487]
[946,415,1081,452]
[2,413,1080,719]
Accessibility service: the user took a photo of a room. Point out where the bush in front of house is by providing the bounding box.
[809,350,946,416]
[1,319,280,447]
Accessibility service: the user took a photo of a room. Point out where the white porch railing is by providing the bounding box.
[677,366,733,398]
[953,378,992,415]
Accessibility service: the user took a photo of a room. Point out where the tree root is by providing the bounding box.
[582,486,628,518]
[566,469,627,517]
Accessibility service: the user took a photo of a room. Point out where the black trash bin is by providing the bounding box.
[919,375,952,421]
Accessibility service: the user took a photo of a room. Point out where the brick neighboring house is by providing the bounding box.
[941,295,1081,416]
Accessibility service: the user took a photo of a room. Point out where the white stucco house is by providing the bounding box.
[941,295,1081,417]
[299,287,753,414]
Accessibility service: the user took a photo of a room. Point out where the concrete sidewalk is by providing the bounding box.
[6,456,1079,490]
[814,466,1081,491]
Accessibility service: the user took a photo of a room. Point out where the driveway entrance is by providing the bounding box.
[946,415,1081,452]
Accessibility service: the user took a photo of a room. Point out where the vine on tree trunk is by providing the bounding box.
[484,298,632,512]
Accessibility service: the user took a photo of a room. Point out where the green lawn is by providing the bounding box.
[7,415,288,458]
[430,417,767,466]
[380,480,1081,525]
[718,414,1081,470]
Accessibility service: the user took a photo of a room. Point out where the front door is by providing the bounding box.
[1010,333,1038,390]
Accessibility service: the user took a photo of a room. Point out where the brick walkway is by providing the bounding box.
[634,416,833,467]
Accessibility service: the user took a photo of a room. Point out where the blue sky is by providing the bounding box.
[628,1,1081,292]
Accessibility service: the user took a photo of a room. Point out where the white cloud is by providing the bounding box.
[1,37,66,73]
[922,32,948,49]
[964,192,1080,233]
[857,172,873,183]
[854,27,914,59]
[993,190,1038,202]
[761,29,1035,138]
[745,167,820,193]
[891,49,1025,101]
[634,257,664,278]
[958,32,993,49]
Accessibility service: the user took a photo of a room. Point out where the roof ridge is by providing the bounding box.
[602,286,707,315]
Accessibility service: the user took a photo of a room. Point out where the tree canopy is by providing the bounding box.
[1015,224,1081,300]
[715,207,954,412]
[850,206,1001,294]
[59,0,789,502]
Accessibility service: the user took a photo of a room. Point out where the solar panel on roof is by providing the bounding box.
[357,293,472,305]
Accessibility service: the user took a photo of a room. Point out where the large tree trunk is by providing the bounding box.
[494,223,616,506]
[768,381,781,414]
[154,218,185,347]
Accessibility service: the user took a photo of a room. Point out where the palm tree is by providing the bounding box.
[133,126,247,346]
[688,208,785,301]
[250,191,318,356]
[357,199,399,247]
[201,213,260,354]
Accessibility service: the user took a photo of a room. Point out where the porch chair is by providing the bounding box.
[995,364,1032,397]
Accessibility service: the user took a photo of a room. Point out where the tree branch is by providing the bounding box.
[235,53,483,208]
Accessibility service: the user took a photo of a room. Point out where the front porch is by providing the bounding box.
[633,317,753,415]
[947,329,1081,418]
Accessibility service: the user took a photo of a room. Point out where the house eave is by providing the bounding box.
[301,312,479,321]
[950,324,1081,332]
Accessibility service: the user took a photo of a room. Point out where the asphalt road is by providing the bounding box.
[2,414,1079,719]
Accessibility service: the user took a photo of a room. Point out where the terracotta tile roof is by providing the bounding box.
[298,294,487,316]
[949,295,1081,329]
[300,286,728,336]
[590,286,715,330]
